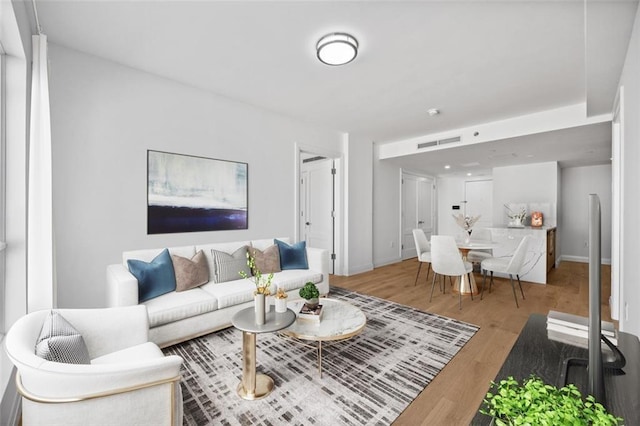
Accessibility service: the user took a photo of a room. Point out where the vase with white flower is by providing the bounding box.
[504,204,527,227]
[453,213,481,243]
[239,252,274,325]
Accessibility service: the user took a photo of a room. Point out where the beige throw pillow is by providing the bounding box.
[249,245,281,274]
[171,250,209,291]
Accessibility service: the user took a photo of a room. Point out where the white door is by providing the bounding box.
[465,180,493,228]
[402,173,435,259]
[300,158,334,273]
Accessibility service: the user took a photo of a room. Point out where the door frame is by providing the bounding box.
[400,169,436,260]
[295,143,344,276]
[611,87,624,321]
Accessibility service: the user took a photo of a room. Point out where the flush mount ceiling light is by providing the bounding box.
[427,108,440,117]
[316,32,358,66]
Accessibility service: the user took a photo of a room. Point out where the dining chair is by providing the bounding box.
[430,235,474,310]
[480,235,530,308]
[412,229,432,286]
[466,228,493,265]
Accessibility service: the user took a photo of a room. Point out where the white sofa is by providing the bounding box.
[107,238,329,347]
[5,306,183,426]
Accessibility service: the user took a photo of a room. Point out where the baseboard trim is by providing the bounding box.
[346,263,374,276]
[373,256,402,268]
[560,255,611,265]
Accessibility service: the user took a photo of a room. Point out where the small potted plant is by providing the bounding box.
[299,281,320,309]
[480,375,622,425]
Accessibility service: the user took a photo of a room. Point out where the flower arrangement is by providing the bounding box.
[275,286,288,299]
[453,213,481,233]
[504,204,527,223]
[239,252,273,295]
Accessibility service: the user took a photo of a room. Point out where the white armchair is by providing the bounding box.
[5,305,183,426]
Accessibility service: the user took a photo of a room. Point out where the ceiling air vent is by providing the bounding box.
[417,136,462,150]
[438,136,461,145]
[417,140,437,149]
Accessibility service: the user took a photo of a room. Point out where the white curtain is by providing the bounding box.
[27,34,55,312]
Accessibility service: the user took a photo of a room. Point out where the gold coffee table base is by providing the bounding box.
[237,373,274,400]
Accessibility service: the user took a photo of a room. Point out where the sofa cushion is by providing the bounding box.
[251,237,289,250]
[143,288,218,328]
[35,311,91,364]
[92,342,163,365]
[195,241,250,280]
[248,245,281,274]
[128,249,177,303]
[200,279,259,309]
[211,246,251,283]
[270,270,323,293]
[172,250,209,292]
[275,239,309,270]
[123,245,195,267]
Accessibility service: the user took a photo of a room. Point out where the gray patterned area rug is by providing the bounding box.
[164,287,479,426]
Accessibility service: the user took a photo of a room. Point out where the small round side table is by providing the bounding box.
[231,307,296,400]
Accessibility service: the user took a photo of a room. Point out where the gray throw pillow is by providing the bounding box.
[35,310,91,364]
[211,246,251,283]
[172,250,209,291]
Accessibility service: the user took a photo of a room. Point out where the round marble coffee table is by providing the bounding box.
[232,308,296,400]
[280,298,366,378]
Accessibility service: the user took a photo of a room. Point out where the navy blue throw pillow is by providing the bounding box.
[127,249,177,303]
[275,239,309,270]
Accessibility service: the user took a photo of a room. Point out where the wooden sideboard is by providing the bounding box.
[546,227,556,273]
[471,314,640,425]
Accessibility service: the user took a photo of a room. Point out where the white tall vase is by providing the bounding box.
[254,293,266,325]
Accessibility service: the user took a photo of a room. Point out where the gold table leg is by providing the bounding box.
[237,331,274,400]
[318,341,323,378]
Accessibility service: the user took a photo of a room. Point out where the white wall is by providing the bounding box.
[48,45,343,308]
[492,162,559,227]
[617,4,640,337]
[344,134,374,274]
[560,165,612,263]
[436,176,466,236]
[372,146,401,267]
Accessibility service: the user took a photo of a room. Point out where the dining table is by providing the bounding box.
[453,240,497,295]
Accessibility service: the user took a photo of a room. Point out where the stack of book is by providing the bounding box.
[298,303,323,322]
[546,310,617,348]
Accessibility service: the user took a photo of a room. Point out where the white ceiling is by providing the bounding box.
[35,0,638,175]
[384,121,613,177]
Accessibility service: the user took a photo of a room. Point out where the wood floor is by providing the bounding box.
[330,259,612,425]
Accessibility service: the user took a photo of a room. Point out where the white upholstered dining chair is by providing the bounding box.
[5,305,183,426]
[412,228,432,286]
[430,235,474,310]
[481,235,531,308]
[466,228,493,265]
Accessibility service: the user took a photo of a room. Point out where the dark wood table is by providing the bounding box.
[471,314,640,425]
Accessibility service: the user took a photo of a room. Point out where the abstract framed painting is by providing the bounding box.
[147,150,248,234]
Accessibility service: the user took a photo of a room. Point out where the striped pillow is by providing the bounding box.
[35,311,91,364]
[211,246,251,283]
